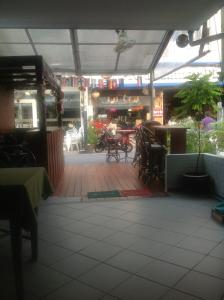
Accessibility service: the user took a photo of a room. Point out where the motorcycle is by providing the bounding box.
[94,130,134,153]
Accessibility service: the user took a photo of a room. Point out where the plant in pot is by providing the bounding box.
[86,124,98,152]
[174,73,222,193]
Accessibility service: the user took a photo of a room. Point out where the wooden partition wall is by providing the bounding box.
[0,88,15,132]
[0,56,64,189]
[24,129,64,188]
[47,129,64,187]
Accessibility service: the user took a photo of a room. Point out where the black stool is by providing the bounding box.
[106,138,120,162]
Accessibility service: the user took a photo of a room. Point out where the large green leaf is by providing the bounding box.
[174,73,222,120]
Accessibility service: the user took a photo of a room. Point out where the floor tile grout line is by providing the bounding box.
[38,207,224,257]
[39,274,105,300]
[38,227,224,259]
[2,195,224,300]
[47,258,103,281]
[39,220,224,251]
[168,244,224,299]
[157,286,203,300]
[39,236,224,284]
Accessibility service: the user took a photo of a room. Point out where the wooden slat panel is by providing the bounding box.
[0,56,60,94]
[0,69,36,74]
[0,74,37,80]
[47,128,64,189]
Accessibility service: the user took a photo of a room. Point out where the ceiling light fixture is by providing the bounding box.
[114,29,136,53]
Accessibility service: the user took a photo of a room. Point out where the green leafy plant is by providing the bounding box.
[173,117,216,154]
[210,121,224,155]
[175,73,221,120]
[87,125,98,145]
[174,73,222,174]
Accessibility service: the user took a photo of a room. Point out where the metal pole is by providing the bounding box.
[154,51,209,81]
[221,8,224,74]
[80,90,88,150]
[150,71,155,121]
[221,8,224,116]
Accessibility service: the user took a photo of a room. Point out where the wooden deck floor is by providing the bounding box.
[54,153,145,197]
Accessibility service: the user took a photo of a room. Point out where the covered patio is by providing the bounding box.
[0,1,224,300]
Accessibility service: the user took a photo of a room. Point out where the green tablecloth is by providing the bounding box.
[0,167,53,209]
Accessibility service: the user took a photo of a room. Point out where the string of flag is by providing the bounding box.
[56,75,145,90]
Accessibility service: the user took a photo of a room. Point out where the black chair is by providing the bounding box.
[133,126,166,185]
[0,144,37,168]
[106,137,120,162]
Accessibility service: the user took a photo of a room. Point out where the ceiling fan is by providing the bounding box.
[114,29,136,53]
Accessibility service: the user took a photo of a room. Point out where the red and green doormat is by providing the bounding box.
[120,189,152,197]
[87,190,120,198]
[87,189,154,198]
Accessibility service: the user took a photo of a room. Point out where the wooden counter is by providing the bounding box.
[154,126,187,154]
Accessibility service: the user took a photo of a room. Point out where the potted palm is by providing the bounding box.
[174,73,222,193]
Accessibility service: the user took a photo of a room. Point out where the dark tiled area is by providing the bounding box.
[1,194,224,300]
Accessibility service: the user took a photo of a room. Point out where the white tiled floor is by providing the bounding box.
[1,194,224,300]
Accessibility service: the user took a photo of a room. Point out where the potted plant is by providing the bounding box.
[86,124,98,152]
[174,73,222,193]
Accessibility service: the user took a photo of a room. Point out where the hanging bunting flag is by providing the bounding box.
[108,79,113,89]
[137,76,142,86]
[119,78,124,88]
[84,78,90,88]
[91,78,96,88]
[98,79,104,89]
[112,79,117,89]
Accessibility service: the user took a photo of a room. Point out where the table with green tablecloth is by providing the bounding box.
[0,167,53,208]
[0,167,53,300]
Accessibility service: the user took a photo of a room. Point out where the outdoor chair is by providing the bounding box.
[106,137,120,162]
[133,125,166,185]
